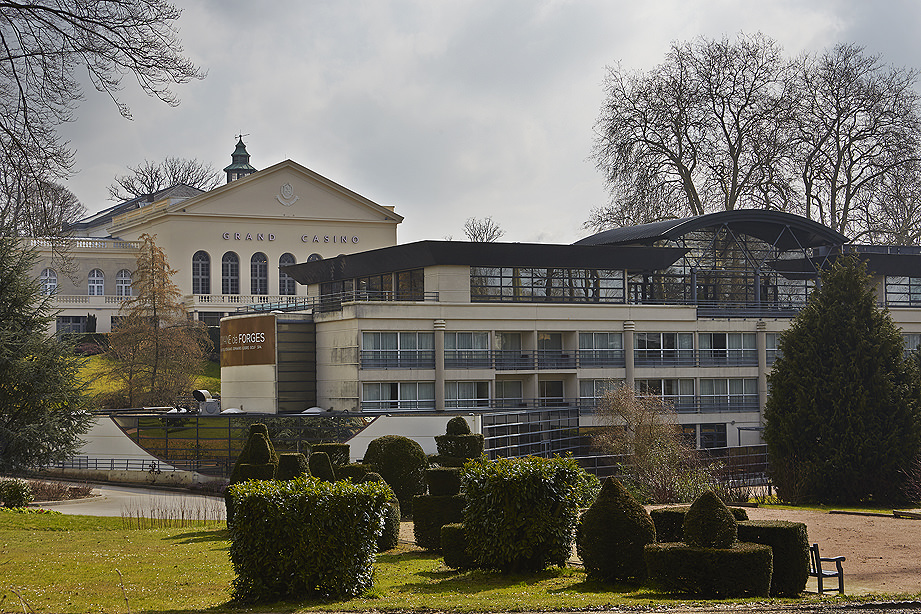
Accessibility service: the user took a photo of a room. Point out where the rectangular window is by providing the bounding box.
[635,378,695,412]
[578,332,624,367]
[766,332,780,365]
[445,381,490,409]
[699,332,756,365]
[579,379,621,406]
[357,273,393,299]
[56,316,87,334]
[495,380,523,407]
[361,332,434,369]
[699,423,727,448]
[362,382,435,410]
[395,269,424,300]
[445,332,490,368]
[699,378,758,412]
[539,380,564,406]
[634,332,694,366]
[886,276,921,307]
[470,266,624,304]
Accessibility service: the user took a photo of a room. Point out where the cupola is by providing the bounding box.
[223,136,257,183]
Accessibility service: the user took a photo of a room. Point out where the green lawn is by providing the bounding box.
[0,511,847,614]
[78,355,221,402]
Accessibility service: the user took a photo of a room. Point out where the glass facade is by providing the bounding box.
[470,267,625,303]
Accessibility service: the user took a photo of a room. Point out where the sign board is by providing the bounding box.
[221,314,277,367]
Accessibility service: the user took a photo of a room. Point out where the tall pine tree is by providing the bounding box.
[0,233,92,471]
[764,255,921,504]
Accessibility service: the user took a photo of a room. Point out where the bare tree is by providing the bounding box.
[463,216,506,242]
[108,157,221,201]
[589,33,796,230]
[0,178,84,236]
[0,0,204,234]
[794,44,921,239]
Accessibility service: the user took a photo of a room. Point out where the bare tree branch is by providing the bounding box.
[107,156,221,201]
[463,216,505,242]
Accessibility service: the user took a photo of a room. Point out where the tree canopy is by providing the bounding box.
[0,231,92,471]
[763,255,921,504]
[105,234,211,407]
[462,217,506,242]
[107,157,221,201]
[589,35,921,243]
[0,0,203,235]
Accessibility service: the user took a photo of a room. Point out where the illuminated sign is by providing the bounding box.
[221,314,277,367]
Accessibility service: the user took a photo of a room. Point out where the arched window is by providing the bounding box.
[88,269,104,296]
[279,253,296,295]
[192,251,210,294]
[251,252,268,295]
[222,252,239,294]
[115,269,132,297]
[40,268,57,295]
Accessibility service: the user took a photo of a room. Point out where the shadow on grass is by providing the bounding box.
[163,528,230,545]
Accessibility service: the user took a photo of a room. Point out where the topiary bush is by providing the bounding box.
[312,443,350,467]
[362,434,428,517]
[651,505,749,543]
[412,494,466,550]
[576,477,655,583]
[426,467,462,496]
[337,463,371,483]
[361,473,401,551]
[276,453,310,481]
[462,455,585,573]
[738,520,809,596]
[644,541,773,597]
[441,523,475,570]
[0,478,33,508]
[226,424,279,523]
[683,491,737,548]
[446,415,472,435]
[228,476,392,602]
[308,451,337,482]
[432,416,484,466]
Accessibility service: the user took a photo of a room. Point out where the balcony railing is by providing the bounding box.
[360,350,435,369]
[50,295,130,307]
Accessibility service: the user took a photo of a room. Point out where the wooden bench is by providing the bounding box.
[809,543,845,594]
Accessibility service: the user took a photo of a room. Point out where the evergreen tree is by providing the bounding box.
[0,232,92,471]
[764,255,921,504]
[106,233,210,407]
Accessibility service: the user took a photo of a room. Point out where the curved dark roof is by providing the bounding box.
[282,240,688,285]
[575,210,849,251]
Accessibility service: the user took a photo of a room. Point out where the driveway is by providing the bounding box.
[34,483,225,519]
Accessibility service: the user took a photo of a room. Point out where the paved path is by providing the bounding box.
[33,483,225,519]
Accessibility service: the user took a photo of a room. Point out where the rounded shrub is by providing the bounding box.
[446,416,472,435]
[309,451,337,482]
[362,434,428,517]
[644,541,773,597]
[276,453,310,481]
[683,491,737,548]
[337,462,372,482]
[652,505,749,543]
[576,477,655,583]
[0,478,33,508]
[738,519,809,596]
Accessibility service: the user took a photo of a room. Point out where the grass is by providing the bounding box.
[0,512,854,614]
[78,355,221,401]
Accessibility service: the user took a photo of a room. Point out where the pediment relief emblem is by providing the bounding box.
[276,182,299,206]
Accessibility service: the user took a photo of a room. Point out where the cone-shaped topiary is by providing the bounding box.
[228,424,279,484]
[446,416,472,435]
[309,451,337,482]
[683,490,737,548]
[576,477,656,583]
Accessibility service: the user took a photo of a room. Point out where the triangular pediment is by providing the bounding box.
[108,160,401,233]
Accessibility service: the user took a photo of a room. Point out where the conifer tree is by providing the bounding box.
[0,232,92,470]
[764,255,921,504]
[106,233,210,407]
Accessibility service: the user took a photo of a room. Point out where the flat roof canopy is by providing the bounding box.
[282,240,688,285]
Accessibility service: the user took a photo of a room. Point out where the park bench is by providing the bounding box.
[809,543,845,594]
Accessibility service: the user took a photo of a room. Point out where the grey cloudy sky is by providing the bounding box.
[59,0,921,245]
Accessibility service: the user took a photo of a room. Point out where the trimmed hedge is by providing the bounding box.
[227,476,392,602]
[651,505,749,543]
[462,455,585,573]
[738,520,809,597]
[446,416,472,435]
[363,435,428,517]
[576,477,655,583]
[338,463,372,483]
[0,478,33,508]
[309,451,336,482]
[434,433,485,460]
[229,424,278,484]
[441,523,475,570]
[683,491,737,548]
[312,443,350,467]
[412,494,466,550]
[644,541,773,597]
[361,473,401,551]
[276,453,310,481]
[426,467,462,496]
